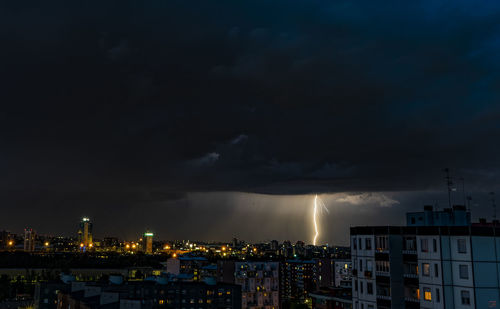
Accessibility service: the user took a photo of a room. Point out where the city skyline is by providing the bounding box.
[2,188,498,246]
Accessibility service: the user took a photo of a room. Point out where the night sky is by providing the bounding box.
[1,0,500,245]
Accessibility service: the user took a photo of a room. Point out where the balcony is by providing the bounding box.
[403,277,419,286]
[405,300,420,309]
[375,252,389,261]
[377,295,391,300]
[402,250,417,255]
[403,273,418,278]
[376,298,391,308]
[375,271,389,277]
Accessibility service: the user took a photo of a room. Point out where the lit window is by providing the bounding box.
[422,263,430,276]
[424,288,432,301]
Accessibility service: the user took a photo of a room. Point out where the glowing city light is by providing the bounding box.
[312,194,329,245]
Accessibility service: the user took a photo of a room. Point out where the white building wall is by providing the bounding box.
[417,235,444,309]
[351,235,377,309]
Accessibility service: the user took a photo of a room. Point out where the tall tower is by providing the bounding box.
[78,217,93,249]
[144,231,153,254]
[24,228,36,252]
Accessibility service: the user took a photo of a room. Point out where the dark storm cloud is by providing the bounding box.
[1,0,500,238]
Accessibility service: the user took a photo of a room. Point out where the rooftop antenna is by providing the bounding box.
[460,177,466,207]
[466,196,472,212]
[490,192,496,220]
[443,168,453,208]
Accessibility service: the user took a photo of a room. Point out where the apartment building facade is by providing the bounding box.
[217,260,280,309]
[351,205,500,309]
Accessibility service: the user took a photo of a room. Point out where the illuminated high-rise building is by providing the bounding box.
[24,228,36,252]
[77,217,93,249]
[144,231,153,254]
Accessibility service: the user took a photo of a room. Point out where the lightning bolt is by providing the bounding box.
[313,195,319,245]
[313,194,329,246]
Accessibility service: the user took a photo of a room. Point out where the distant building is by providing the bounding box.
[38,278,241,309]
[35,282,67,309]
[166,255,209,281]
[310,287,352,309]
[77,217,93,250]
[270,240,279,252]
[294,241,306,256]
[102,237,119,250]
[24,228,36,252]
[281,241,293,258]
[200,264,218,282]
[144,231,153,254]
[406,205,470,227]
[281,259,329,305]
[334,260,352,288]
[0,230,13,249]
[217,260,280,309]
[317,258,335,288]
